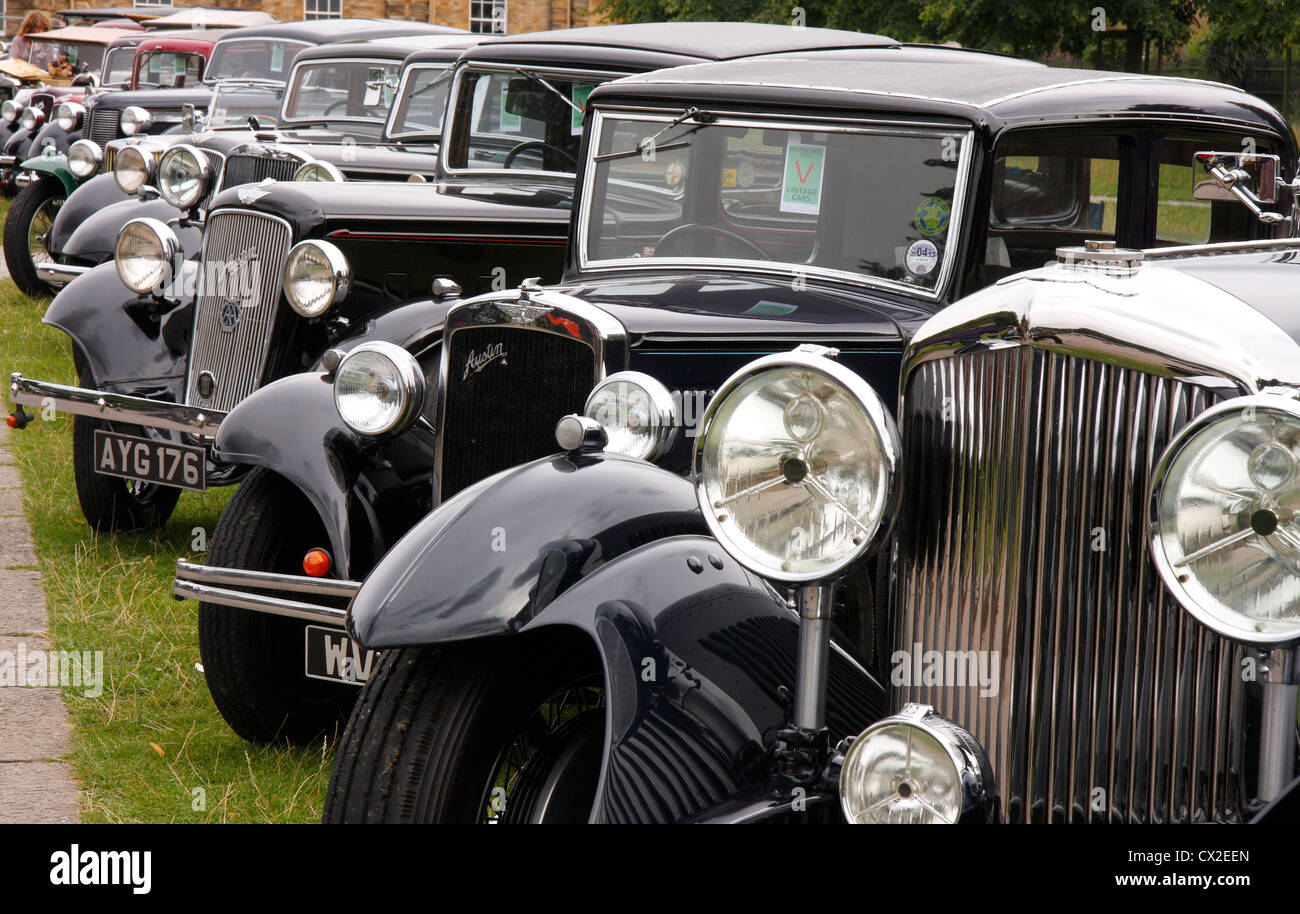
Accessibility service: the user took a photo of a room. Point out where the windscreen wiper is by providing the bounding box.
[594,107,716,163]
[409,68,454,98]
[511,66,583,116]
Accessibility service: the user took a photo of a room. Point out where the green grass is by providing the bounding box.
[0,230,333,822]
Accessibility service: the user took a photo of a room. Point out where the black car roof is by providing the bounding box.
[594,47,1292,139]
[293,34,474,64]
[212,18,464,46]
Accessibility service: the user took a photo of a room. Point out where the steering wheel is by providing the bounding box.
[655,222,770,260]
[502,139,576,170]
[323,99,369,117]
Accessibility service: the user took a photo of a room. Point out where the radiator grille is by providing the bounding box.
[220,154,301,191]
[87,108,120,147]
[896,345,1247,823]
[185,210,291,412]
[440,326,595,499]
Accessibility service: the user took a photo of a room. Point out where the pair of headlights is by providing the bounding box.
[114,142,209,209]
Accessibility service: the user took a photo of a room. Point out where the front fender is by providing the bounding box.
[43,260,192,388]
[61,196,195,267]
[20,153,75,195]
[348,453,707,648]
[316,295,457,365]
[212,371,437,577]
[48,173,131,261]
[29,122,75,158]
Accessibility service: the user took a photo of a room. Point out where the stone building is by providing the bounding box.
[6,0,605,40]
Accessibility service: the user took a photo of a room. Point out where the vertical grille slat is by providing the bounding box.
[898,346,1246,823]
[88,108,120,148]
[219,154,302,193]
[185,210,291,413]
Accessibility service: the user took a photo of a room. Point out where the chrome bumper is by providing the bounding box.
[14,170,31,188]
[0,155,16,167]
[36,262,90,287]
[173,559,359,626]
[9,372,225,436]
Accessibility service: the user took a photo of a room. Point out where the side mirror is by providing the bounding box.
[1193,151,1292,225]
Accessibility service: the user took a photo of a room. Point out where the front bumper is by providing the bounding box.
[0,155,16,167]
[9,372,225,436]
[35,262,89,287]
[173,559,359,627]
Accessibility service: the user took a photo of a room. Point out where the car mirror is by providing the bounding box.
[1194,151,1279,203]
[503,78,568,126]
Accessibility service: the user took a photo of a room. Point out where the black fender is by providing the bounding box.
[4,125,33,158]
[29,121,74,157]
[314,295,456,365]
[60,196,194,267]
[48,173,132,261]
[43,260,194,389]
[212,371,437,577]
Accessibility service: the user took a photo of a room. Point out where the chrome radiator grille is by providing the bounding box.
[87,108,120,147]
[219,154,301,191]
[896,345,1247,823]
[185,210,291,413]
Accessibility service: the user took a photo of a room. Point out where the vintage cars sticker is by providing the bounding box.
[665,160,685,187]
[737,160,755,188]
[905,238,940,275]
[270,44,284,73]
[500,91,520,131]
[721,167,737,188]
[572,85,594,135]
[913,196,951,237]
[781,142,825,215]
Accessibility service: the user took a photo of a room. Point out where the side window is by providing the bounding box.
[984,134,1122,283]
[1154,136,1271,246]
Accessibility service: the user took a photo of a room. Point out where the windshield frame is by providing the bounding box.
[280,54,404,130]
[206,78,286,129]
[439,62,628,181]
[576,106,977,301]
[383,62,453,142]
[204,37,311,86]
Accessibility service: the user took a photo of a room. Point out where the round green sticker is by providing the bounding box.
[913,196,950,237]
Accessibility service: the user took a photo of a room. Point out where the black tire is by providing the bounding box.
[5,175,65,297]
[198,468,359,745]
[324,638,605,824]
[70,365,181,532]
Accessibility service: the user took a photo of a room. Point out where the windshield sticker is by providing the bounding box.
[270,44,284,73]
[571,85,593,135]
[737,160,755,188]
[780,142,825,215]
[66,46,78,65]
[721,167,737,188]
[160,54,175,85]
[664,160,684,188]
[499,89,519,131]
[745,301,799,316]
[905,239,940,276]
[913,196,950,237]
[211,107,227,126]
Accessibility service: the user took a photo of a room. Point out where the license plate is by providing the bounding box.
[304,625,375,687]
[93,429,206,491]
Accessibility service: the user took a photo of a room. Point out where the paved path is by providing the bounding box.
[0,422,79,823]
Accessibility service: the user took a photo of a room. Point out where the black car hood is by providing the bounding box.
[90,86,213,110]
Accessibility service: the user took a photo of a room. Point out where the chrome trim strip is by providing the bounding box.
[175,559,360,598]
[9,373,224,436]
[36,262,90,286]
[173,579,347,625]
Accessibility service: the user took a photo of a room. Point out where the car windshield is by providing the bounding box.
[584,112,969,294]
[102,46,136,86]
[445,67,611,174]
[207,82,285,127]
[206,39,306,83]
[282,60,401,132]
[386,65,451,140]
[25,38,106,76]
[134,50,206,89]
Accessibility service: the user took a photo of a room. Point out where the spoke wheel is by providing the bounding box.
[4,175,66,297]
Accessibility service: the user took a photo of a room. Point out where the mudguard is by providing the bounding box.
[29,122,74,158]
[212,371,437,577]
[347,455,887,823]
[43,260,193,389]
[20,153,74,195]
[48,173,132,261]
[60,196,197,267]
[315,296,456,364]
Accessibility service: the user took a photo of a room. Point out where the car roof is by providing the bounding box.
[60,7,174,21]
[144,9,277,29]
[209,18,464,46]
[27,26,141,44]
[595,47,1291,136]
[292,33,473,64]
[135,30,221,49]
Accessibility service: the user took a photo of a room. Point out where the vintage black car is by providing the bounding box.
[154,41,1300,769]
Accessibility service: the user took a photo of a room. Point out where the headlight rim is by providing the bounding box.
[156,142,211,209]
[120,104,153,136]
[292,159,345,183]
[113,216,179,296]
[692,346,901,584]
[20,105,43,132]
[55,101,83,132]
[1,99,19,124]
[1151,391,1300,647]
[113,143,156,194]
[67,138,101,178]
[332,340,425,438]
[583,370,679,462]
[282,239,351,318]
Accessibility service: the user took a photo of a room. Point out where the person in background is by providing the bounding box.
[9,10,53,61]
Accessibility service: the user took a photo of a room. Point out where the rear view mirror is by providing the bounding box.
[503,78,569,126]
[1194,151,1278,203]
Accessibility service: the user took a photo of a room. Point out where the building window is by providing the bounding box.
[304,0,343,19]
[469,0,506,34]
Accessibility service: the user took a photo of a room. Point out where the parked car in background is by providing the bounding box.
[143,9,278,30]
[58,7,177,27]
[149,49,1300,814]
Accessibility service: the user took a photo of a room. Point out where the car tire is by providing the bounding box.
[70,365,182,532]
[324,638,605,824]
[197,468,358,745]
[5,175,65,297]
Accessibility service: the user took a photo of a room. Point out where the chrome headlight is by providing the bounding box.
[333,341,424,437]
[584,371,677,461]
[1,99,19,124]
[55,101,83,132]
[67,139,101,178]
[839,704,994,824]
[1151,394,1300,646]
[156,144,210,209]
[20,105,43,132]
[693,345,899,582]
[114,217,178,295]
[282,240,350,318]
[113,144,155,194]
[293,160,344,183]
[120,105,152,136]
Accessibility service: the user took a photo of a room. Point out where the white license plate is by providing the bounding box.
[304,625,375,686]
